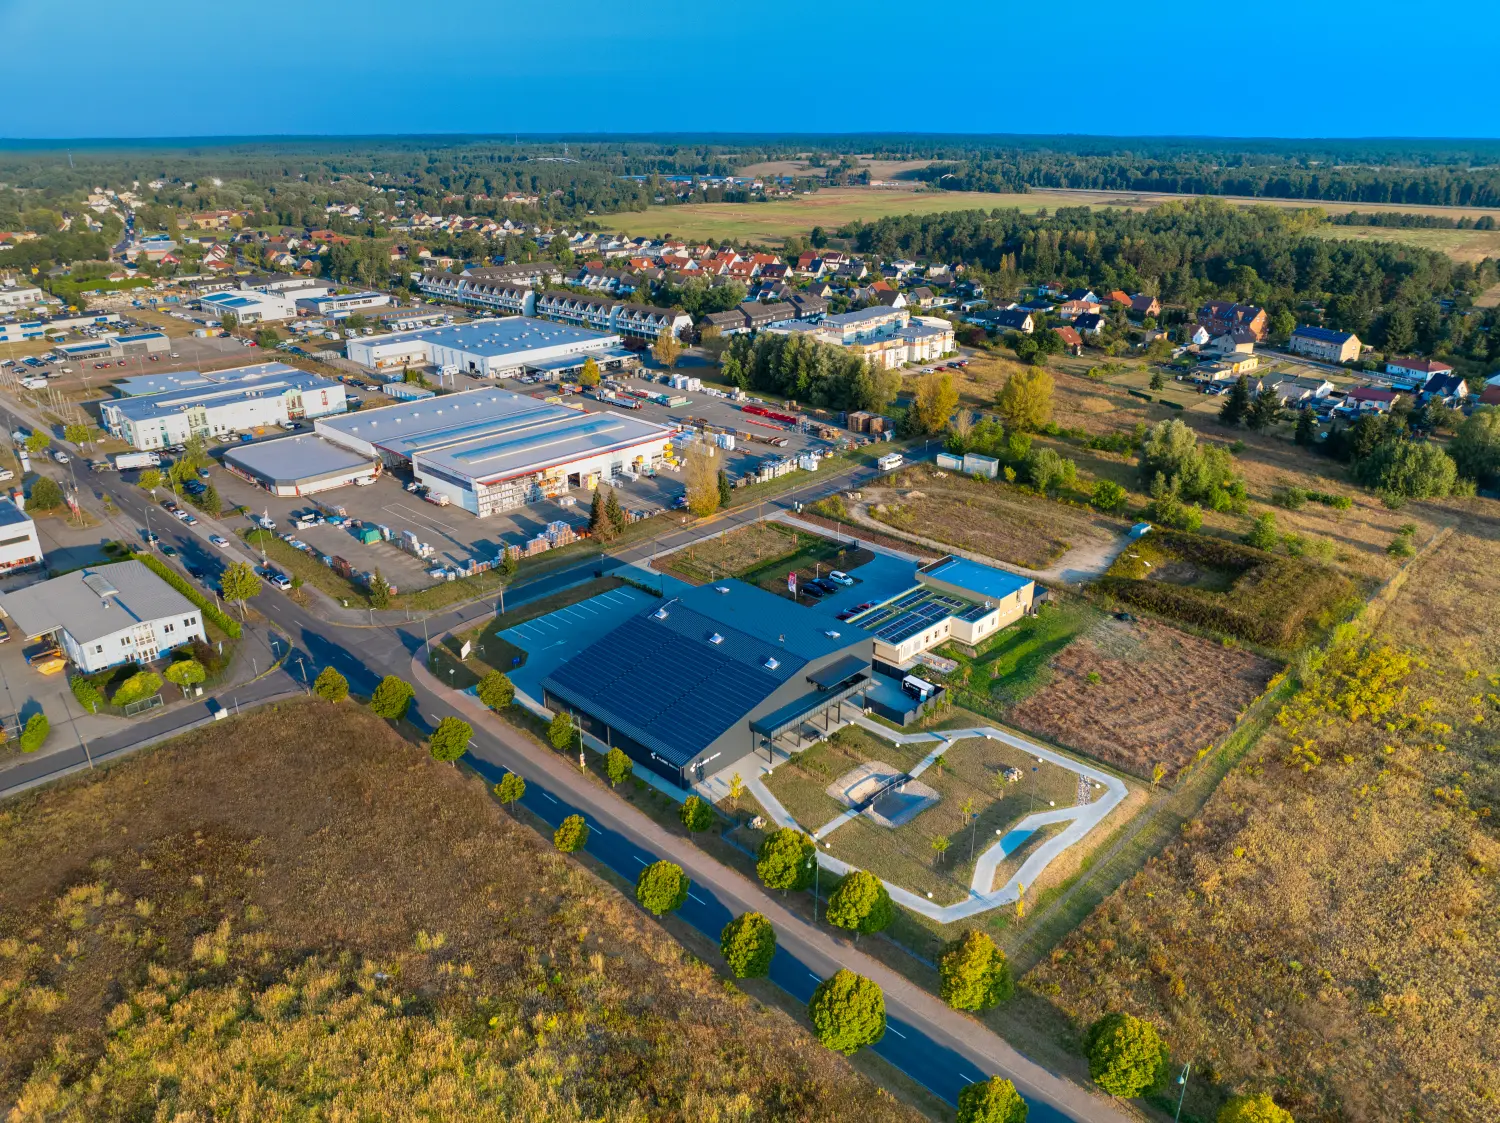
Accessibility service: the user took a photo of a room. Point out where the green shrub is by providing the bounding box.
[679,795,715,833]
[1218,1092,1294,1123]
[70,676,104,714]
[1084,1011,1168,1098]
[112,671,163,707]
[553,814,589,853]
[313,666,349,702]
[368,675,414,719]
[19,712,49,753]
[427,716,471,762]
[635,860,689,916]
[956,1077,1029,1123]
[938,929,1014,1012]
[720,912,776,978]
[476,670,514,711]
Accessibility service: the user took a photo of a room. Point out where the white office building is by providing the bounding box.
[0,560,206,672]
[0,494,43,572]
[98,361,347,449]
[346,316,625,378]
[0,285,45,311]
[199,288,297,324]
[297,291,391,316]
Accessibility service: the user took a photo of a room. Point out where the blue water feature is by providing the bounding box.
[461,753,1078,1122]
[998,827,1036,857]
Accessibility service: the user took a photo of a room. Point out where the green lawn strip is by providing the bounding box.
[934,599,1100,709]
[243,528,369,606]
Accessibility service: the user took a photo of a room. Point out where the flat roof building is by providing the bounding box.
[297,290,392,316]
[345,316,623,378]
[316,388,674,515]
[100,362,347,449]
[542,579,875,787]
[223,433,379,497]
[849,555,1035,665]
[199,288,296,324]
[0,494,43,573]
[0,559,206,673]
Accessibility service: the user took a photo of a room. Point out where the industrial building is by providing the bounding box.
[345,316,627,378]
[849,555,1035,665]
[223,433,379,496]
[542,579,876,787]
[314,387,674,515]
[99,361,346,449]
[0,310,120,344]
[51,329,169,361]
[296,290,391,317]
[198,288,297,324]
[0,560,206,672]
[0,494,43,572]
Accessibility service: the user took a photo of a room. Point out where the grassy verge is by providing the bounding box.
[935,598,1100,710]
[133,550,242,638]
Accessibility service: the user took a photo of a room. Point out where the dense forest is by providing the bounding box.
[842,200,1500,358]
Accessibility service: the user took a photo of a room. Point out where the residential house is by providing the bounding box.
[535,291,691,341]
[1106,290,1132,309]
[989,309,1035,334]
[1206,330,1258,356]
[1385,356,1453,389]
[789,293,827,320]
[804,280,834,299]
[1258,374,1334,405]
[1052,326,1084,356]
[1057,299,1101,321]
[702,308,752,336]
[874,290,909,309]
[1197,300,1267,340]
[1073,312,1106,337]
[1064,288,1100,305]
[1288,325,1361,364]
[1341,387,1400,414]
[910,286,951,309]
[1420,372,1468,406]
[1130,293,1162,319]
[760,263,789,280]
[1184,325,1211,347]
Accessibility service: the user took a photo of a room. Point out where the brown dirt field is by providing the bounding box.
[0,700,920,1122]
[866,465,1117,570]
[1006,617,1278,780]
[657,519,805,583]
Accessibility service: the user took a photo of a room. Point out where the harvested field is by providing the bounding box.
[865,465,1119,570]
[0,701,919,1122]
[1030,507,1500,1123]
[1006,616,1278,780]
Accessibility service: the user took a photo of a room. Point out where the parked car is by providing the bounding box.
[828,570,854,586]
[810,579,839,595]
[798,582,825,599]
[161,545,178,557]
[269,572,293,591]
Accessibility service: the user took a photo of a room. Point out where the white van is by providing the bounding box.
[901,675,937,702]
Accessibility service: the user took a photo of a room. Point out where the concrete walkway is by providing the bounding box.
[751,715,1128,924]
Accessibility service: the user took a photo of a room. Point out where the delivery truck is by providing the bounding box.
[113,451,162,470]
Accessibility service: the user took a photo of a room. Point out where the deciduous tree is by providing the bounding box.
[553,814,589,853]
[1244,511,1279,550]
[938,929,1015,1012]
[909,369,959,436]
[164,658,206,696]
[428,716,472,762]
[825,869,894,937]
[605,746,632,786]
[635,859,689,915]
[313,666,349,702]
[994,368,1054,432]
[494,771,526,812]
[1091,479,1127,512]
[957,1077,1029,1123]
[1218,1092,1294,1123]
[368,674,414,719]
[219,561,260,620]
[577,356,600,387]
[720,911,776,978]
[807,969,885,1054]
[683,444,720,517]
[756,828,815,893]
[548,710,575,751]
[26,477,64,512]
[476,670,514,711]
[1083,1011,1169,1098]
[679,794,715,832]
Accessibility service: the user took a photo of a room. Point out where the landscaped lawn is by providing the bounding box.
[765,725,1080,905]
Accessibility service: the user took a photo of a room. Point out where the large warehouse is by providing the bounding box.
[345,316,626,378]
[100,362,347,449]
[223,433,379,496]
[542,580,876,787]
[314,388,674,515]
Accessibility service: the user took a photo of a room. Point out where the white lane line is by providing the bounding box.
[962,1073,984,1085]
[687,892,706,905]
[540,791,557,803]
[633,855,649,865]
[808,971,821,982]
[886,1025,907,1040]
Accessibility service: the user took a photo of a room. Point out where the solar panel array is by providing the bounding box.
[852,587,977,645]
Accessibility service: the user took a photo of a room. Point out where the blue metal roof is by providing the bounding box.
[920,556,1033,602]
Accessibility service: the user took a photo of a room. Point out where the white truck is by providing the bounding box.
[113,451,162,471]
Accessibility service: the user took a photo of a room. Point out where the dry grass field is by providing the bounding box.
[1029,512,1500,1123]
[738,158,937,181]
[1006,617,1279,781]
[1307,223,1500,263]
[865,464,1119,570]
[0,701,920,1122]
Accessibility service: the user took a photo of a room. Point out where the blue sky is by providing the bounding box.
[2,0,1494,140]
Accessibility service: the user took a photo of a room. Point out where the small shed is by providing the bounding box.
[962,452,1000,479]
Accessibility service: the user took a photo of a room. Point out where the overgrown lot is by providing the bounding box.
[865,466,1120,570]
[1006,616,1279,781]
[1029,516,1500,1123]
[0,702,918,1122]
[1098,529,1357,651]
[658,521,872,595]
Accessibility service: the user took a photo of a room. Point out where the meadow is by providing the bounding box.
[0,700,918,1122]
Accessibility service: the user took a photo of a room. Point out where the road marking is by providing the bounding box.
[633,855,649,865]
[808,971,821,982]
[540,791,557,804]
[886,1025,907,1040]
[962,1073,984,1085]
[687,892,706,905]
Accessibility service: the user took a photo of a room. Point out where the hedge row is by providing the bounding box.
[133,552,243,639]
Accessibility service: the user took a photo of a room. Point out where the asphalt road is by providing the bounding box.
[0,405,1127,1123]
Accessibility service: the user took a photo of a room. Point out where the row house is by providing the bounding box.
[419,271,537,316]
[1288,325,1362,364]
[567,265,641,296]
[535,291,691,342]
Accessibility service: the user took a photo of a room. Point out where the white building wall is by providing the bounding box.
[119,383,347,449]
[0,508,42,572]
[63,611,207,673]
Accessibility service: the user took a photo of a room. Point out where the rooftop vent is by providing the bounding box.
[652,607,670,620]
[708,632,724,645]
[824,630,841,638]
[714,585,730,594]
[763,656,780,671]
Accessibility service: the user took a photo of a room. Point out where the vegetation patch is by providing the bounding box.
[1006,616,1279,781]
[0,701,919,1122]
[1097,530,1357,651]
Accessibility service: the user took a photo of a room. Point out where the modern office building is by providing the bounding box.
[0,560,206,672]
[345,316,625,378]
[314,387,674,515]
[296,291,392,316]
[848,555,1035,665]
[198,288,297,324]
[0,494,43,572]
[541,579,876,787]
[99,361,346,449]
[765,306,954,369]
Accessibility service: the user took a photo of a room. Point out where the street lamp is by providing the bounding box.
[1173,1063,1192,1122]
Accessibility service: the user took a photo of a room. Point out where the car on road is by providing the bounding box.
[51,449,69,464]
[828,570,854,586]
[144,531,159,544]
[161,545,178,557]
[209,534,229,548]
[182,514,198,525]
[186,566,206,582]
